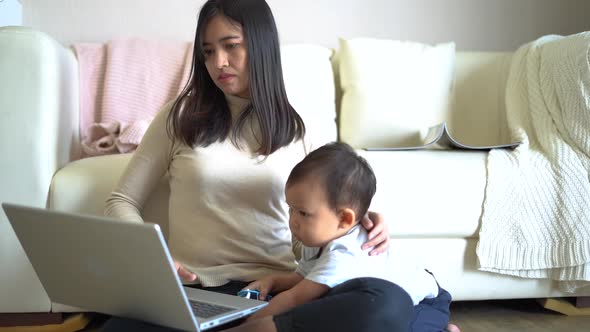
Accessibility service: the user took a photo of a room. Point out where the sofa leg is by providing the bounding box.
[576,297,590,308]
[538,298,590,316]
[0,313,63,327]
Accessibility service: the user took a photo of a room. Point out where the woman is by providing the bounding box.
[105,0,453,331]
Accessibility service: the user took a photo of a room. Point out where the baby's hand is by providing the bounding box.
[242,276,274,301]
[237,289,273,301]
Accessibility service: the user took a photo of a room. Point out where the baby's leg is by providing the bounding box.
[227,277,412,332]
[411,286,455,331]
[273,277,412,332]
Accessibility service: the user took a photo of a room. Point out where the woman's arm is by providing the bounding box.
[104,102,175,222]
[248,278,328,321]
[360,211,390,255]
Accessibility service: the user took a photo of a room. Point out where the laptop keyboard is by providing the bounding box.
[189,300,235,318]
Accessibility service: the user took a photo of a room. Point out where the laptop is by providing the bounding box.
[2,203,268,331]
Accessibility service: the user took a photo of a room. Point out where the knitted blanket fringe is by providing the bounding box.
[477,32,590,292]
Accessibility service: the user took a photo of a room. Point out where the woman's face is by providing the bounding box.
[202,15,250,98]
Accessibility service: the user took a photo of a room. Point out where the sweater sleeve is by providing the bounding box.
[104,101,176,222]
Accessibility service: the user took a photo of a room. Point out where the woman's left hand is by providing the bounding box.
[360,211,390,256]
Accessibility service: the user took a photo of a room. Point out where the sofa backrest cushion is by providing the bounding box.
[335,39,514,148]
[337,38,456,148]
[450,52,513,146]
[281,44,338,148]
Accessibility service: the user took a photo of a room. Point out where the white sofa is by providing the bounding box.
[1,25,589,314]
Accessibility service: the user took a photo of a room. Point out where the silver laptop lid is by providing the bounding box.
[2,203,199,331]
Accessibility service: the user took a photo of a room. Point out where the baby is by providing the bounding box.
[241,142,458,332]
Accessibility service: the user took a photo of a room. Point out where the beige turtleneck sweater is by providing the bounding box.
[105,94,310,286]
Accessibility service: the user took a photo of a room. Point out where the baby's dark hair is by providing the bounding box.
[286,142,377,222]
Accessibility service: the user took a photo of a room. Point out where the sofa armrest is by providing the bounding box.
[0,26,80,205]
[0,26,79,312]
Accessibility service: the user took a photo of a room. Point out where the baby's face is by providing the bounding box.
[285,176,342,248]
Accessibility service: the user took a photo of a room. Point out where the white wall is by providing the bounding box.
[0,0,22,26]
[22,0,590,51]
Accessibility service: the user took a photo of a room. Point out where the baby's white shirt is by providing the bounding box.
[295,225,439,305]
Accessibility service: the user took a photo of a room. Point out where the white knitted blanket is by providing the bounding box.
[477,32,590,292]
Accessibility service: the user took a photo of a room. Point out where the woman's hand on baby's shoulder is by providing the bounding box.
[173,259,197,282]
[361,211,390,256]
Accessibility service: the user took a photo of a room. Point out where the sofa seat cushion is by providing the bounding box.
[50,149,486,240]
[361,150,487,239]
[391,238,590,301]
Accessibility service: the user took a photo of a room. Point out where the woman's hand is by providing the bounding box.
[360,211,390,256]
[173,260,197,282]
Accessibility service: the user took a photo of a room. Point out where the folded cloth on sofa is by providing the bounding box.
[478,32,590,292]
[74,38,192,157]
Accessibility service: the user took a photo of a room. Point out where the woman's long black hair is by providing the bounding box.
[167,0,305,155]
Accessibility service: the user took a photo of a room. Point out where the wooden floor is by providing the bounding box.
[451,299,590,331]
[82,299,590,331]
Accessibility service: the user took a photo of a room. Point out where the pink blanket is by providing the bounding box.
[74,38,193,157]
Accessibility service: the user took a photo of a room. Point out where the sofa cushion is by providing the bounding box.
[361,150,486,239]
[337,38,455,149]
[281,44,337,149]
[449,52,512,146]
